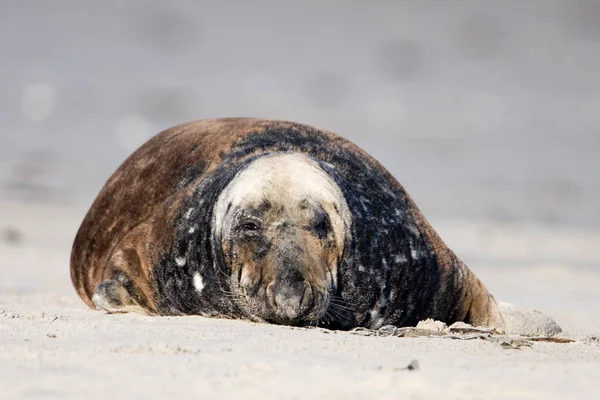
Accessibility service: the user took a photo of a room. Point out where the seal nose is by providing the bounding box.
[266,279,313,322]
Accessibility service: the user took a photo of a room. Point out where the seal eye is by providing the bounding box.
[314,217,330,239]
[242,221,260,231]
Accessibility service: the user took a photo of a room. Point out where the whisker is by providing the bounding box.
[218,289,238,297]
[214,265,230,280]
[320,313,333,325]
[325,307,345,321]
[329,300,355,310]
[218,289,249,305]
[328,301,356,313]
[329,296,358,310]
[329,295,358,305]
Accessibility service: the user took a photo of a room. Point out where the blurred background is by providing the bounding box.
[0,0,599,227]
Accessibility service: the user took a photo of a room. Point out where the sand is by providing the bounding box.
[1,201,599,399]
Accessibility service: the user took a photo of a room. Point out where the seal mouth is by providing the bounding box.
[230,280,331,327]
[262,292,356,328]
[265,280,313,321]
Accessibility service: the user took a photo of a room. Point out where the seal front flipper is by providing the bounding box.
[92,246,156,315]
[92,278,149,315]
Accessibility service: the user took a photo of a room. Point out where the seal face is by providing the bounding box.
[70,118,506,330]
[213,152,351,324]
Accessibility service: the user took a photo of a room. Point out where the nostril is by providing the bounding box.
[300,282,314,309]
[266,281,277,309]
[239,270,261,296]
[296,283,307,308]
[268,280,314,315]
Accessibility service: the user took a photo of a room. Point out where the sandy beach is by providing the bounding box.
[1,201,598,400]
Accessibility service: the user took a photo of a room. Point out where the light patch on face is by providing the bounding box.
[410,248,419,260]
[370,317,385,330]
[368,309,385,329]
[175,257,186,267]
[368,292,389,329]
[407,223,421,237]
[213,152,352,251]
[193,272,205,293]
[188,226,197,234]
[360,200,370,213]
[185,208,194,219]
[394,254,407,264]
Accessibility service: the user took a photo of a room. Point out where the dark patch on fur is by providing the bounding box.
[310,208,331,241]
[152,124,467,327]
[152,159,250,316]
[177,160,207,190]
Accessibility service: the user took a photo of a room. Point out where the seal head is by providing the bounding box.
[213,152,351,324]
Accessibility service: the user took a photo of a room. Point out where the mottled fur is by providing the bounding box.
[71,118,502,329]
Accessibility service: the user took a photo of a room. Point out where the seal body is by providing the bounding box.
[71,118,503,329]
